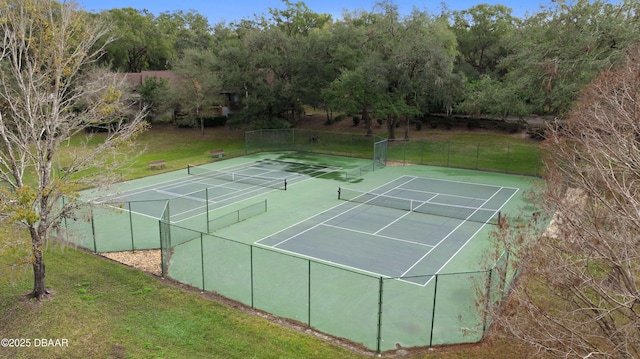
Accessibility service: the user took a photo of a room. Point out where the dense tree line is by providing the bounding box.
[88,0,640,135]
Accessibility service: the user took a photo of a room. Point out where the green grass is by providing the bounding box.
[386,133,542,176]
[0,246,533,359]
[0,246,367,359]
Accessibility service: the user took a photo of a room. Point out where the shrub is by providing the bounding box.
[175,115,196,128]
[203,116,228,127]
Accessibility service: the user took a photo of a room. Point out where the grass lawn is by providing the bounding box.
[0,245,533,359]
[0,122,539,358]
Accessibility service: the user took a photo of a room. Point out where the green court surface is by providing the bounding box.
[65,150,542,352]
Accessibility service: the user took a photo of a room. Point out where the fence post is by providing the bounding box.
[200,233,205,291]
[308,260,312,328]
[403,140,407,165]
[159,221,164,277]
[429,274,438,347]
[376,277,384,354]
[128,202,134,251]
[250,245,255,308]
[482,268,493,335]
[206,188,210,233]
[90,205,97,253]
[506,144,510,173]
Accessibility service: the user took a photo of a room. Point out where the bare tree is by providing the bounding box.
[0,0,146,300]
[489,46,640,358]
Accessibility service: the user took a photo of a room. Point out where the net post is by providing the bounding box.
[284,178,287,191]
[187,164,191,174]
[337,187,341,200]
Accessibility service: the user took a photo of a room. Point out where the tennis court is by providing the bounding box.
[256,175,518,285]
[67,148,542,351]
[94,158,339,224]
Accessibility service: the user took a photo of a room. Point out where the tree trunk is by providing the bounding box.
[387,118,396,140]
[29,240,48,300]
[404,115,410,140]
[362,106,372,136]
[325,107,333,122]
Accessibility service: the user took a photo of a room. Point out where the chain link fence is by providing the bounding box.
[160,218,514,352]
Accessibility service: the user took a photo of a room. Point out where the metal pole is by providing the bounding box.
[128,202,134,250]
[506,144,510,173]
[376,277,384,354]
[250,246,254,308]
[206,188,210,233]
[429,274,438,347]
[482,269,493,335]
[159,221,165,277]
[201,233,205,291]
[90,206,97,253]
[308,260,311,328]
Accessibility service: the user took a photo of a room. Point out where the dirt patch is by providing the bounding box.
[100,250,161,277]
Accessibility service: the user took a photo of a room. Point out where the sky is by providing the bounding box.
[76,0,549,23]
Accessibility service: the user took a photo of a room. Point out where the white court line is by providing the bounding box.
[320,223,434,248]
[256,175,519,286]
[254,242,389,279]
[115,169,317,224]
[99,161,266,201]
[373,193,439,236]
[269,177,419,248]
[103,203,159,221]
[392,186,488,202]
[173,171,317,224]
[255,176,419,248]
[409,175,520,190]
[399,186,518,287]
[425,187,520,281]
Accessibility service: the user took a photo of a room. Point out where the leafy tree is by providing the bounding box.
[155,10,213,57]
[137,76,170,122]
[101,8,174,72]
[449,4,518,80]
[171,48,222,134]
[267,0,332,36]
[492,45,640,358]
[0,0,147,300]
[211,2,335,129]
[458,75,529,119]
[498,0,640,115]
[325,1,458,139]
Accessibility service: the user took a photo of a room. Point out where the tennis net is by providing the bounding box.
[338,187,500,225]
[188,165,287,190]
